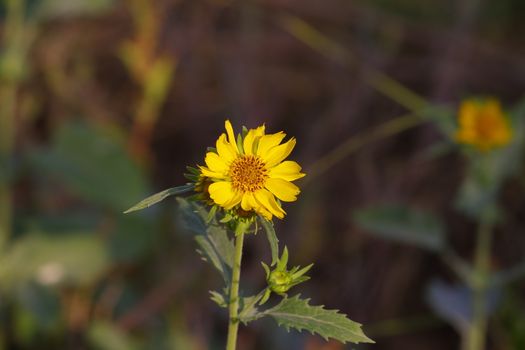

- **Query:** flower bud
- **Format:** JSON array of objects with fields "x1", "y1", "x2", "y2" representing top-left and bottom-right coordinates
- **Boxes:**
[
  {"x1": 260, "y1": 247, "x2": 313, "y2": 304},
  {"x1": 268, "y1": 270, "x2": 294, "y2": 294}
]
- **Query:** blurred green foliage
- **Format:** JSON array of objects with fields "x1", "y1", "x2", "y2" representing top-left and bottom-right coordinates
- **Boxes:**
[
  {"x1": 32, "y1": 122, "x2": 149, "y2": 211},
  {"x1": 0, "y1": 0, "x2": 524, "y2": 348},
  {"x1": 354, "y1": 205, "x2": 445, "y2": 252}
]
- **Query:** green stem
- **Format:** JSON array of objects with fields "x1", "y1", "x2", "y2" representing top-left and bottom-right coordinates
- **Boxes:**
[
  {"x1": 463, "y1": 217, "x2": 493, "y2": 350},
  {"x1": 226, "y1": 231, "x2": 245, "y2": 350}
]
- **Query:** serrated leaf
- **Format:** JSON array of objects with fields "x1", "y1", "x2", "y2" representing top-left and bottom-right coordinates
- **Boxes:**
[
  {"x1": 210, "y1": 289, "x2": 264, "y2": 317},
  {"x1": 238, "y1": 292, "x2": 266, "y2": 323},
  {"x1": 124, "y1": 185, "x2": 194, "y2": 213},
  {"x1": 259, "y1": 295, "x2": 373, "y2": 344},
  {"x1": 177, "y1": 198, "x2": 234, "y2": 284},
  {"x1": 354, "y1": 204, "x2": 445, "y2": 251},
  {"x1": 259, "y1": 216, "x2": 279, "y2": 266}
]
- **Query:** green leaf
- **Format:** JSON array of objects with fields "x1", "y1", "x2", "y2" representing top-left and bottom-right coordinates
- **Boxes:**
[
  {"x1": 259, "y1": 295, "x2": 373, "y2": 344},
  {"x1": 238, "y1": 292, "x2": 266, "y2": 322},
  {"x1": 353, "y1": 204, "x2": 445, "y2": 252},
  {"x1": 0, "y1": 233, "x2": 109, "y2": 291},
  {"x1": 259, "y1": 216, "x2": 279, "y2": 266},
  {"x1": 425, "y1": 279, "x2": 502, "y2": 333},
  {"x1": 209, "y1": 290, "x2": 227, "y2": 308},
  {"x1": 177, "y1": 198, "x2": 234, "y2": 284},
  {"x1": 31, "y1": 122, "x2": 149, "y2": 212},
  {"x1": 212, "y1": 289, "x2": 265, "y2": 320},
  {"x1": 109, "y1": 215, "x2": 155, "y2": 263},
  {"x1": 124, "y1": 185, "x2": 194, "y2": 213}
]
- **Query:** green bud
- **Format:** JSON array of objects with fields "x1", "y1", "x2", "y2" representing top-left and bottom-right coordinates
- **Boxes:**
[
  {"x1": 268, "y1": 270, "x2": 293, "y2": 294},
  {"x1": 261, "y1": 247, "x2": 313, "y2": 300}
]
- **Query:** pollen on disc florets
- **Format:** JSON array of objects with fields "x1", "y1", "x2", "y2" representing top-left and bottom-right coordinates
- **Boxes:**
[{"x1": 229, "y1": 155, "x2": 268, "y2": 192}]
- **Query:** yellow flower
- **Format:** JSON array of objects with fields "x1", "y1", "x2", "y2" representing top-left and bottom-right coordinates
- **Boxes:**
[
  {"x1": 455, "y1": 99, "x2": 512, "y2": 152},
  {"x1": 199, "y1": 120, "x2": 305, "y2": 220}
]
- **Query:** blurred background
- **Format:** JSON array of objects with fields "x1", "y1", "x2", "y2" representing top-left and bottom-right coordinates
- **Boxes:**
[{"x1": 1, "y1": 0, "x2": 525, "y2": 349}]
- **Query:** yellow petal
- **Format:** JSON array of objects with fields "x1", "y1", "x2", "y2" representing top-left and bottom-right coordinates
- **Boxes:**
[
  {"x1": 257, "y1": 205, "x2": 273, "y2": 220},
  {"x1": 254, "y1": 124, "x2": 266, "y2": 136},
  {"x1": 484, "y1": 99, "x2": 502, "y2": 116},
  {"x1": 458, "y1": 101, "x2": 478, "y2": 128},
  {"x1": 268, "y1": 161, "x2": 305, "y2": 181},
  {"x1": 243, "y1": 125, "x2": 267, "y2": 155},
  {"x1": 205, "y1": 152, "x2": 228, "y2": 173},
  {"x1": 455, "y1": 129, "x2": 476, "y2": 144},
  {"x1": 241, "y1": 192, "x2": 257, "y2": 211},
  {"x1": 199, "y1": 166, "x2": 226, "y2": 179},
  {"x1": 256, "y1": 132, "x2": 286, "y2": 157},
  {"x1": 216, "y1": 134, "x2": 237, "y2": 163},
  {"x1": 209, "y1": 181, "x2": 236, "y2": 206},
  {"x1": 241, "y1": 192, "x2": 272, "y2": 219},
  {"x1": 262, "y1": 138, "x2": 296, "y2": 168},
  {"x1": 224, "y1": 191, "x2": 242, "y2": 209},
  {"x1": 254, "y1": 189, "x2": 285, "y2": 219},
  {"x1": 265, "y1": 178, "x2": 300, "y2": 202},
  {"x1": 225, "y1": 120, "x2": 239, "y2": 153},
  {"x1": 243, "y1": 129, "x2": 257, "y2": 155}
]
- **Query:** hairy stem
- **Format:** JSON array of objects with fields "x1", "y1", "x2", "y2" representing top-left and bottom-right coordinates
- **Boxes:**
[
  {"x1": 463, "y1": 217, "x2": 493, "y2": 350},
  {"x1": 226, "y1": 231, "x2": 245, "y2": 350}
]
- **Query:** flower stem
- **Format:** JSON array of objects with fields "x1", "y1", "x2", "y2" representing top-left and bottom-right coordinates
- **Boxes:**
[
  {"x1": 463, "y1": 217, "x2": 493, "y2": 350},
  {"x1": 226, "y1": 230, "x2": 245, "y2": 350}
]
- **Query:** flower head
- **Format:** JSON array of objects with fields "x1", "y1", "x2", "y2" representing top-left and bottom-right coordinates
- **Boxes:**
[
  {"x1": 455, "y1": 99, "x2": 512, "y2": 152},
  {"x1": 199, "y1": 120, "x2": 305, "y2": 220}
]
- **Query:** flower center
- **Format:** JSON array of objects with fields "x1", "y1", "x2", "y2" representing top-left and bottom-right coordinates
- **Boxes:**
[
  {"x1": 476, "y1": 115, "x2": 501, "y2": 139},
  {"x1": 229, "y1": 155, "x2": 267, "y2": 192}
]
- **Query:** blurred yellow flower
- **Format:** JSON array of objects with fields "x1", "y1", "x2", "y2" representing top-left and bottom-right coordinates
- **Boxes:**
[
  {"x1": 200, "y1": 120, "x2": 305, "y2": 220},
  {"x1": 455, "y1": 99, "x2": 512, "y2": 152}
]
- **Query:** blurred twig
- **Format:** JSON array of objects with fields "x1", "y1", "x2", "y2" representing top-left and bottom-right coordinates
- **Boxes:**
[
  {"x1": 279, "y1": 14, "x2": 436, "y2": 184},
  {"x1": 304, "y1": 113, "x2": 426, "y2": 184},
  {"x1": 279, "y1": 14, "x2": 428, "y2": 113}
]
